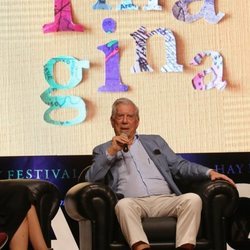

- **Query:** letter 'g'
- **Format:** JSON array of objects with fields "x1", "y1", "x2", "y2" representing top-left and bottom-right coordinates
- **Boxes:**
[{"x1": 41, "y1": 56, "x2": 89, "y2": 126}]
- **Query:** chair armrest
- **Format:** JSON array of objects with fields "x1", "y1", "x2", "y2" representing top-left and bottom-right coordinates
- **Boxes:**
[
  {"x1": 0, "y1": 179, "x2": 61, "y2": 246},
  {"x1": 190, "y1": 179, "x2": 239, "y2": 217},
  {"x1": 189, "y1": 179, "x2": 239, "y2": 250},
  {"x1": 0, "y1": 179, "x2": 61, "y2": 219},
  {"x1": 65, "y1": 182, "x2": 118, "y2": 250},
  {"x1": 65, "y1": 182, "x2": 118, "y2": 221}
]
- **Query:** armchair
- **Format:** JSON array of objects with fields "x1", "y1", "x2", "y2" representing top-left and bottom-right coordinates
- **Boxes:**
[
  {"x1": 65, "y1": 166, "x2": 239, "y2": 250},
  {"x1": 226, "y1": 197, "x2": 250, "y2": 250},
  {"x1": 0, "y1": 179, "x2": 61, "y2": 248}
]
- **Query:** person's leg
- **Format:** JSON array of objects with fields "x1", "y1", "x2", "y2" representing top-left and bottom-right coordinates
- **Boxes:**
[
  {"x1": 174, "y1": 193, "x2": 201, "y2": 249},
  {"x1": 150, "y1": 193, "x2": 201, "y2": 249},
  {"x1": 27, "y1": 205, "x2": 48, "y2": 250},
  {"x1": 115, "y1": 197, "x2": 150, "y2": 249},
  {"x1": 9, "y1": 217, "x2": 29, "y2": 250},
  {"x1": 9, "y1": 205, "x2": 49, "y2": 250},
  {"x1": 115, "y1": 194, "x2": 201, "y2": 250}
]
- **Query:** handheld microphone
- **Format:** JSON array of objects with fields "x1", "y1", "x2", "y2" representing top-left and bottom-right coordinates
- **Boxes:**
[{"x1": 121, "y1": 132, "x2": 129, "y2": 152}]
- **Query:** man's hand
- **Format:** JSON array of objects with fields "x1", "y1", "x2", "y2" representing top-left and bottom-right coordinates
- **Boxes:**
[
  {"x1": 107, "y1": 134, "x2": 130, "y2": 156},
  {"x1": 209, "y1": 170, "x2": 236, "y2": 187}
]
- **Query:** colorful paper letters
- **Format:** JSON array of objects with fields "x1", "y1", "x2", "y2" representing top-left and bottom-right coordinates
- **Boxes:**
[{"x1": 41, "y1": 56, "x2": 89, "y2": 126}]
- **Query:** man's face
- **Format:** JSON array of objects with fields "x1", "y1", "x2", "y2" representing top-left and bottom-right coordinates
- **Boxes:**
[{"x1": 111, "y1": 103, "x2": 139, "y2": 139}]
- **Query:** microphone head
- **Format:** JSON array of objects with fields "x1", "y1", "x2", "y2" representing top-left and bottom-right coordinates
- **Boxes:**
[{"x1": 120, "y1": 131, "x2": 129, "y2": 137}]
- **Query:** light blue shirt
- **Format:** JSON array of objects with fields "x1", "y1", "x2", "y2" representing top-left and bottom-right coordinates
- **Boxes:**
[{"x1": 107, "y1": 136, "x2": 173, "y2": 198}]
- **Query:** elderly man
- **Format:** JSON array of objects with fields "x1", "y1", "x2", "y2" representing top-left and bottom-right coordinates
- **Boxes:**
[{"x1": 86, "y1": 97, "x2": 235, "y2": 250}]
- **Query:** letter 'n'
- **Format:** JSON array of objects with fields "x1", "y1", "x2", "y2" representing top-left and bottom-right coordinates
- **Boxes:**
[{"x1": 130, "y1": 26, "x2": 183, "y2": 73}]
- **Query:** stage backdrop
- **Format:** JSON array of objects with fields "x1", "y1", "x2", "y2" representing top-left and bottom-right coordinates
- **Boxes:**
[{"x1": 0, "y1": 1, "x2": 250, "y2": 156}]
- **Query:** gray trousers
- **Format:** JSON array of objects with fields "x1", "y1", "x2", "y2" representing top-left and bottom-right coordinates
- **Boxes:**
[{"x1": 115, "y1": 193, "x2": 202, "y2": 248}]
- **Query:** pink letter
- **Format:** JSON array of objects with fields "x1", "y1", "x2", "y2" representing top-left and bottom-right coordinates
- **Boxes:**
[{"x1": 43, "y1": 0, "x2": 84, "y2": 33}]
